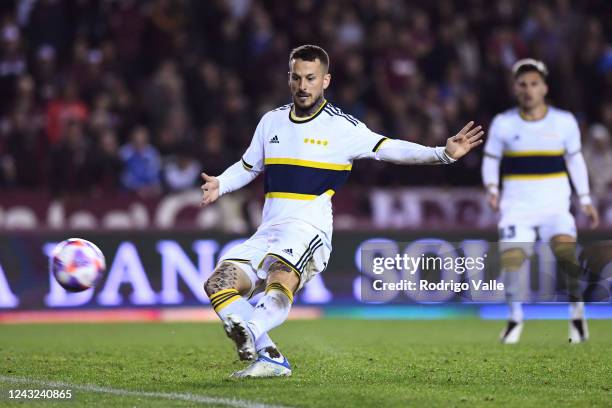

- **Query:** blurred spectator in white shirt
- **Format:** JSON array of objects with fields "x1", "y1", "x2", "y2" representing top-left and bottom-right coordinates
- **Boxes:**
[{"x1": 162, "y1": 143, "x2": 202, "y2": 192}]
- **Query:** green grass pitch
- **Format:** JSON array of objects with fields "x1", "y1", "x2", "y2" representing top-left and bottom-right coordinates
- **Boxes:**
[{"x1": 0, "y1": 319, "x2": 610, "y2": 407}]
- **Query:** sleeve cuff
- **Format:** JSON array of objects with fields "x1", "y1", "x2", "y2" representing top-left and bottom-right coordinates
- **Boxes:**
[
  {"x1": 216, "y1": 175, "x2": 227, "y2": 196},
  {"x1": 436, "y1": 147, "x2": 457, "y2": 164},
  {"x1": 485, "y1": 184, "x2": 499, "y2": 195},
  {"x1": 579, "y1": 194, "x2": 592, "y2": 206}
]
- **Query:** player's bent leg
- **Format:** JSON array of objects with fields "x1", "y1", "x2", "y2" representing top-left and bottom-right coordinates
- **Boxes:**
[
  {"x1": 225, "y1": 259, "x2": 299, "y2": 368},
  {"x1": 500, "y1": 248, "x2": 528, "y2": 344},
  {"x1": 550, "y1": 235, "x2": 589, "y2": 343},
  {"x1": 222, "y1": 259, "x2": 299, "y2": 364},
  {"x1": 204, "y1": 262, "x2": 278, "y2": 360},
  {"x1": 247, "y1": 259, "x2": 299, "y2": 339},
  {"x1": 231, "y1": 260, "x2": 297, "y2": 377}
]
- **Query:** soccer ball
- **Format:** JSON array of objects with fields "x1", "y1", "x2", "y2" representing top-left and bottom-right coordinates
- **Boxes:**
[{"x1": 51, "y1": 238, "x2": 106, "y2": 292}]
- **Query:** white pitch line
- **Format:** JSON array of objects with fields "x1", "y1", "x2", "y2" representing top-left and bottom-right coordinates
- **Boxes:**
[{"x1": 0, "y1": 375, "x2": 293, "y2": 408}]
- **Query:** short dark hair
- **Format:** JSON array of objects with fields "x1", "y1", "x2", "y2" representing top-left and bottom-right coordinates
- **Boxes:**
[{"x1": 289, "y1": 45, "x2": 329, "y2": 71}]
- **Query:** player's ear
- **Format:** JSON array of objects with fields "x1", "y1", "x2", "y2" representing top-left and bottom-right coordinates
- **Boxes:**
[
  {"x1": 323, "y1": 73, "x2": 331, "y2": 90},
  {"x1": 543, "y1": 82, "x2": 548, "y2": 97}
]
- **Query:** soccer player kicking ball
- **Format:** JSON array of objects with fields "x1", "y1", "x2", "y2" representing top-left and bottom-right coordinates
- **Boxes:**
[
  {"x1": 201, "y1": 45, "x2": 483, "y2": 378},
  {"x1": 482, "y1": 58, "x2": 600, "y2": 344}
]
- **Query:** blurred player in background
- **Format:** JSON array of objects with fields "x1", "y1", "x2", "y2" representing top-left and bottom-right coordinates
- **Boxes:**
[
  {"x1": 201, "y1": 45, "x2": 484, "y2": 377},
  {"x1": 482, "y1": 59, "x2": 600, "y2": 344}
]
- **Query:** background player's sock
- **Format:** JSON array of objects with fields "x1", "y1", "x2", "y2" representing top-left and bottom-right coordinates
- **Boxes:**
[
  {"x1": 504, "y1": 261, "x2": 527, "y2": 322},
  {"x1": 509, "y1": 301, "x2": 524, "y2": 322},
  {"x1": 570, "y1": 301, "x2": 585, "y2": 320},
  {"x1": 208, "y1": 289, "x2": 275, "y2": 351},
  {"x1": 247, "y1": 283, "x2": 293, "y2": 341}
]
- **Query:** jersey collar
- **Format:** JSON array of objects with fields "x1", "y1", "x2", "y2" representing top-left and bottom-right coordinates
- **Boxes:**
[
  {"x1": 519, "y1": 105, "x2": 549, "y2": 122},
  {"x1": 289, "y1": 99, "x2": 328, "y2": 124}
]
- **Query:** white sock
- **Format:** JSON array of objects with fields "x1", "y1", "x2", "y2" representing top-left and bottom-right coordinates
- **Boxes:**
[
  {"x1": 509, "y1": 301, "x2": 524, "y2": 322},
  {"x1": 247, "y1": 283, "x2": 293, "y2": 342},
  {"x1": 570, "y1": 301, "x2": 585, "y2": 320},
  {"x1": 208, "y1": 289, "x2": 275, "y2": 351},
  {"x1": 504, "y1": 261, "x2": 528, "y2": 322}
]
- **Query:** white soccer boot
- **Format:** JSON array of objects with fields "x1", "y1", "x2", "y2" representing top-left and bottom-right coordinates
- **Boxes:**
[
  {"x1": 223, "y1": 314, "x2": 257, "y2": 361},
  {"x1": 569, "y1": 318, "x2": 589, "y2": 343},
  {"x1": 500, "y1": 320, "x2": 524, "y2": 344},
  {"x1": 231, "y1": 347, "x2": 292, "y2": 378}
]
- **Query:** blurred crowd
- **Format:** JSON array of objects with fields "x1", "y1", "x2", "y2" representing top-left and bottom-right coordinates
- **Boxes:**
[{"x1": 0, "y1": 0, "x2": 611, "y2": 199}]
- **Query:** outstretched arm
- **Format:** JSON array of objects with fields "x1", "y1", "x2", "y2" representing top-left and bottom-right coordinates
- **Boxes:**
[
  {"x1": 375, "y1": 121, "x2": 484, "y2": 164},
  {"x1": 375, "y1": 139, "x2": 453, "y2": 164},
  {"x1": 200, "y1": 161, "x2": 261, "y2": 206}
]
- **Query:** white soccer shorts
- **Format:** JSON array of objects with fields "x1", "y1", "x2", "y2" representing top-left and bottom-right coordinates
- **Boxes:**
[
  {"x1": 498, "y1": 210, "x2": 577, "y2": 255},
  {"x1": 218, "y1": 220, "x2": 331, "y2": 294}
]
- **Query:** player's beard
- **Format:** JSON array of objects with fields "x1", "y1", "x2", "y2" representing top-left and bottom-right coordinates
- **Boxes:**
[{"x1": 293, "y1": 93, "x2": 325, "y2": 117}]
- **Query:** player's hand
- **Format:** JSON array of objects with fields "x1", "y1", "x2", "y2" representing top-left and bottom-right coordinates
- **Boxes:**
[
  {"x1": 487, "y1": 191, "x2": 499, "y2": 212},
  {"x1": 581, "y1": 204, "x2": 600, "y2": 229},
  {"x1": 200, "y1": 173, "x2": 220, "y2": 207},
  {"x1": 444, "y1": 121, "x2": 484, "y2": 160}
]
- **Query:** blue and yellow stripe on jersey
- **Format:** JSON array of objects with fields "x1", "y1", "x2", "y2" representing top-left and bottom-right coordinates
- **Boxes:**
[
  {"x1": 501, "y1": 150, "x2": 567, "y2": 180},
  {"x1": 264, "y1": 157, "x2": 351, "y2": 200}
]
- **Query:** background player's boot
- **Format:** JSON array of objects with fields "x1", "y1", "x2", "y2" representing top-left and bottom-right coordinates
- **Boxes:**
[
  {"x1": 500, "y1": 320, "x2": 523, "y2": 344},
  {"x1": 231, "y1": 347, "x2": 292, "y2": 378},
  {"x1": 569, "y1": 318, "x2": 589, "y2": 343},
  {"x1": 223, "y1": 314, "x2": 256, "y2": 361}
]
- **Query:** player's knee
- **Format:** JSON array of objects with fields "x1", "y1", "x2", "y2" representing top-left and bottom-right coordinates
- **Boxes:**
[
  {"x1": 203, "y1": 276, "x2": 218, "y2": 297},
  {"x1": 203, "y1": 262, "x2": 237, "y2": 297},
  {"x1": 551, "y1": 241, "x2": 576, "y2": 263},
  {"x1": 267, "y1": 260, "x2": 299, "y2": 293},
  {"x1": 501, "y1": 249, "x2": 527, "y2": 271}
]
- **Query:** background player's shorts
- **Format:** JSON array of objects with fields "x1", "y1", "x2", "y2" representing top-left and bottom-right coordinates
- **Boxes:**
[
  {"x1": 218, "y1": 220, "x2": 331, "y2": 294},
  {"x1": 498, "y1": 210, "x2": 577, "y2": 255}
]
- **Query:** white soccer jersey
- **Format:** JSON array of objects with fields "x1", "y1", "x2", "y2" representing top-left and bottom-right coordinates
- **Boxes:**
[
  {"x1": 240, "y1": 100, "x2": 389, "y2": 239},
  {"x1": 484, "y1": 106, "x2": 581, "y2": 214}
]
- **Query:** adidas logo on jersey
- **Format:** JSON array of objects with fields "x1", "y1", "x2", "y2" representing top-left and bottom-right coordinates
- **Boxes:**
[
  {"x1": 282, "y1": 248, "x2": 293, "y2": 255},
  {"x1": 270, "y1": 135, "x2": 279, "y2": 143}
]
